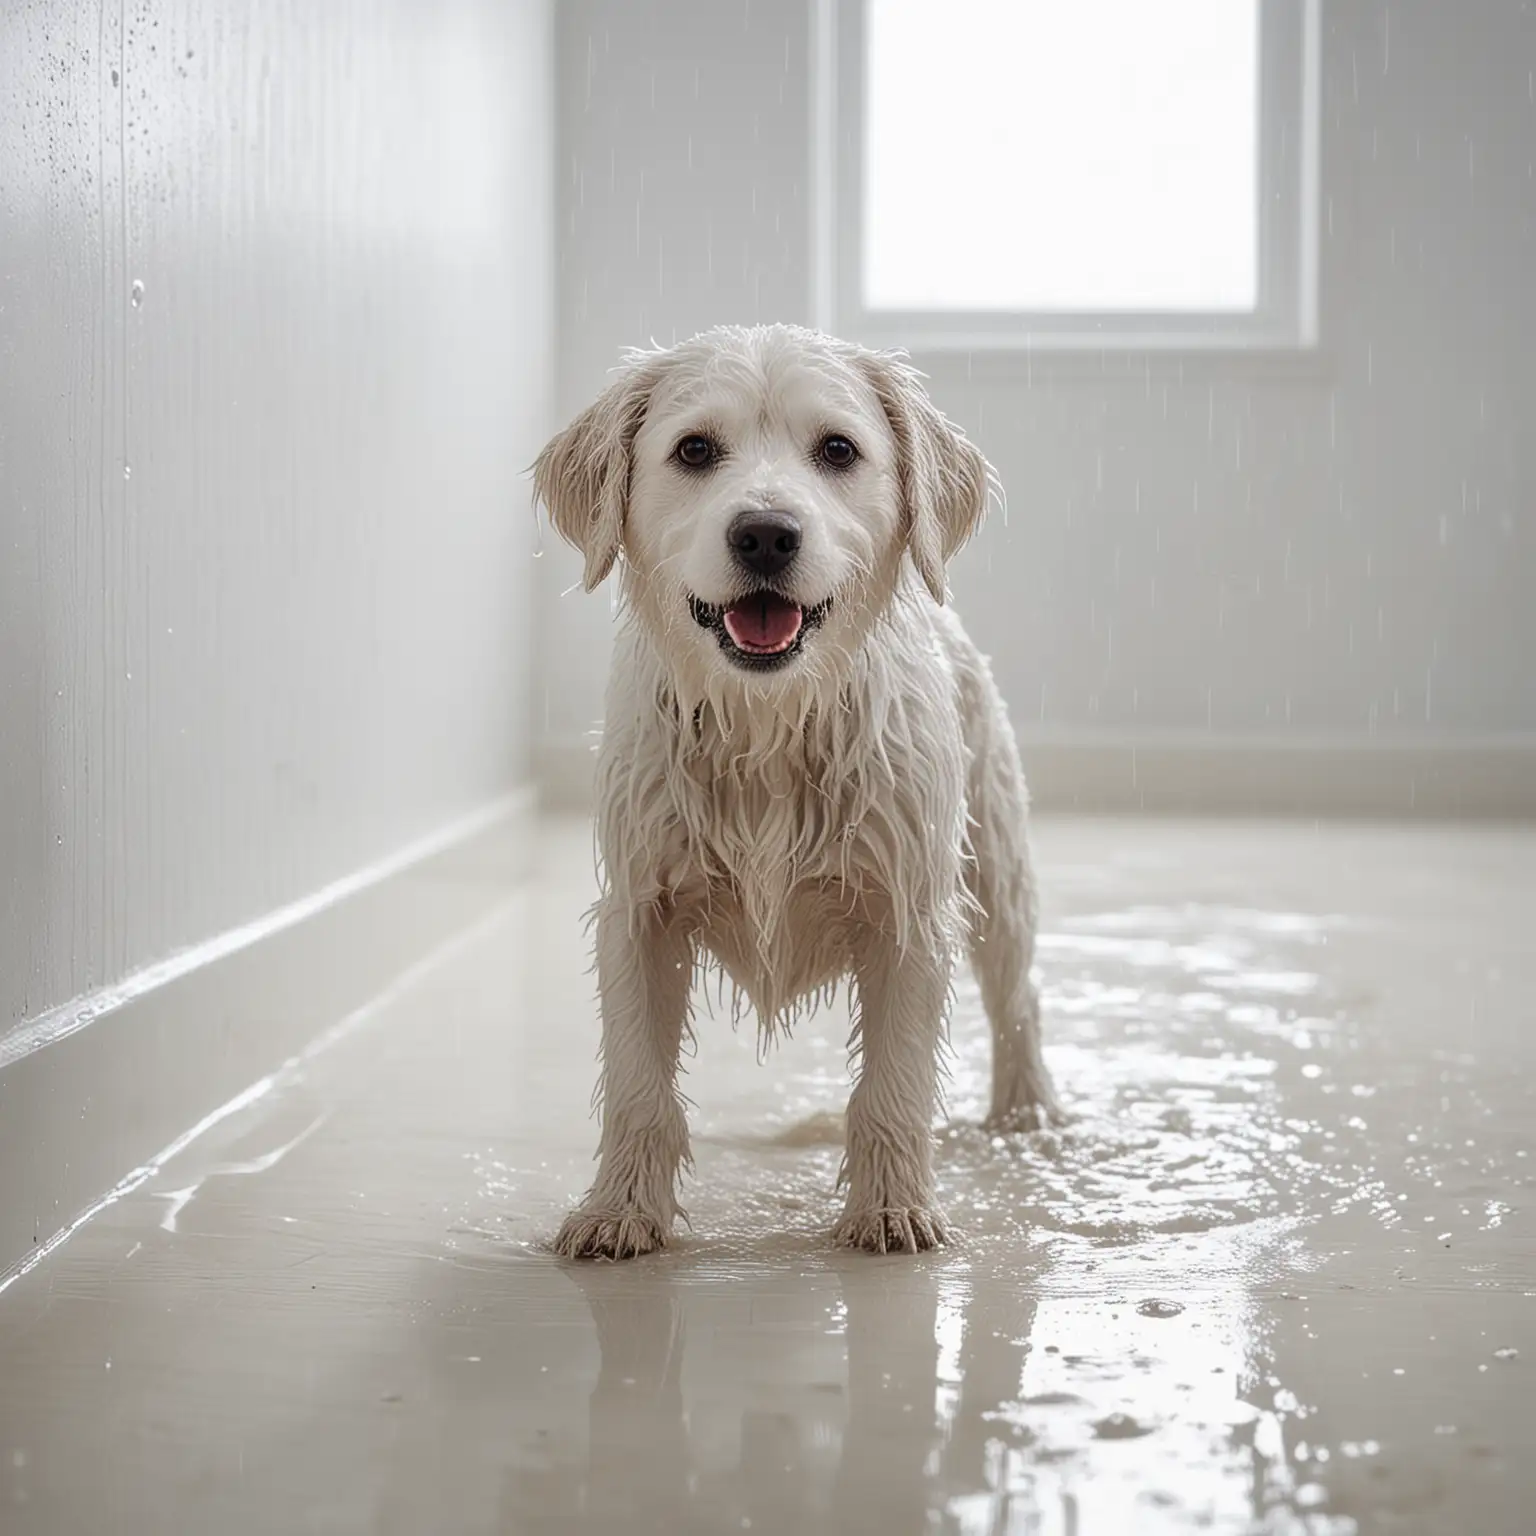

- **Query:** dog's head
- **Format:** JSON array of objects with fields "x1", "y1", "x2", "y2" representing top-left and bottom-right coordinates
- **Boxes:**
[{"x1": 534, "y1": 325, "x2": 991, "y2": 683}]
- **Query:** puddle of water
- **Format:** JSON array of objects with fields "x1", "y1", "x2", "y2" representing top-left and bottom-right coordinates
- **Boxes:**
[
  {"x1": 471, "y1": 902, "x2": 1388, "y2": 1533},
  {"x1": 155, "y1": 1113, "x2": 329, "y2": 1233}
]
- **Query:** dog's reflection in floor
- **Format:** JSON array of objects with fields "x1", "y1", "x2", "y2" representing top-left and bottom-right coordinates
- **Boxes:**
[{"x1": 541, "y1": 1256, "x2": 1038, "y2": 1536}]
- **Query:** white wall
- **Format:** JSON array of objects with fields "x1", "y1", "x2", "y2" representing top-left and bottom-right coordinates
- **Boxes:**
[
  {"x1": 537, "y1": 0, "x2": 1533, "y2": 767},
  {"x1": 0, "y1": 0, "x2": 551, "y2": 1030}
]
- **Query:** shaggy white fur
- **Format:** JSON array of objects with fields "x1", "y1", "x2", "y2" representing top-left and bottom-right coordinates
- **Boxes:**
[{"x1": 535, "y1": 324, "x2": 1058, "y2": 1260}]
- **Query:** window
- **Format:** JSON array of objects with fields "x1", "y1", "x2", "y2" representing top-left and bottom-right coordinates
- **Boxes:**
[{"x1": 813, "y1": 0, "x2": 1318, "y2": 354}]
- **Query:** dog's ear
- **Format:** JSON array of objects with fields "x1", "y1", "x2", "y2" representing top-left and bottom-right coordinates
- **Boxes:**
[
  {"x1": 533, "y1": 357, "x2": 659, "y2": 592},
  {"x1": 858, "y1": 352, "x2": 990, "y2": 605}
]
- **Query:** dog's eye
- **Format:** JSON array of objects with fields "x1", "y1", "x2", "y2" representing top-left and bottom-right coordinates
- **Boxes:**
[
  {"x1": 817, "y1": 434, "x2": 858, "y2": 469},
  {"x1": 674, "y1": 434, "x2": 717, "y2": 469}
]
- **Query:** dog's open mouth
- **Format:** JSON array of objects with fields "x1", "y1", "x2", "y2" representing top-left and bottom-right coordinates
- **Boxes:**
[{"x1": 689, "y1": 592, "x2": 831, "y2": 670}]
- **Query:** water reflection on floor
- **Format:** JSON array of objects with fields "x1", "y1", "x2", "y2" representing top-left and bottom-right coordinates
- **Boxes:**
[
  {"x1": 484, "y1": 898, "x2": 1362, "y2": 1533},
  {"x1": 0, "y1": 818, "x2": 1531, "y2": 1534}
]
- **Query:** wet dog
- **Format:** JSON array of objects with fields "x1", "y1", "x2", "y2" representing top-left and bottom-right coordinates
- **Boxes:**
[{"x1": 535, "y1": 324, "x2": 1058, "y2": 1258}]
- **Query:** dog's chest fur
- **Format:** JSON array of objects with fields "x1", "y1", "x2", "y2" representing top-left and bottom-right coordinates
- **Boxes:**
[
  {"x1": 662, "y1": 712, "x2": 964, "y2": 1029},
  {"x1": 598, "y1": 612, "x2": 976, "y2": 1032},
  {"x1": 661, "y1": 728, "x2": 863, "y2": 1024}
]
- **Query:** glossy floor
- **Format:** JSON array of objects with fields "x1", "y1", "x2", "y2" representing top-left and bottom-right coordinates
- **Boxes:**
[{"x1": 1, "y1": 817, "x2": 1532, "y2": 1534}]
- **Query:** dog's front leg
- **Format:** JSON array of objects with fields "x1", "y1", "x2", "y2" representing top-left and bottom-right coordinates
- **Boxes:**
[
  {"x1": 834, "y1": 937, "x2": 952, "y2": 1254},
  {"x1": 554, "y1": 900, "x2": 693, "y2": 1261}
]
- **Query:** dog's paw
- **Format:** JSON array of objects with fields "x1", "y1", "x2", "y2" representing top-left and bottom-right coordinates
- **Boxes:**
[
  {"x1": 832, "y1": 1204, "x2": 950, "y2": 1255},
  {"x1": 553, "y1": 1206, "x2": 669, "y2": 1261}
]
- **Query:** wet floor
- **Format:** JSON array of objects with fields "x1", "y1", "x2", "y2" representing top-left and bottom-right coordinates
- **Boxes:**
[{"x1": 1, "y1": 816, "x2": 1532, "y2": 1534}]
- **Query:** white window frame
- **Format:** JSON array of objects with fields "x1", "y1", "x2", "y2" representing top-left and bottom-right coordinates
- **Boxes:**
[{"x1": 811, "y1": 0, "x2": 1320, "y2": 358}]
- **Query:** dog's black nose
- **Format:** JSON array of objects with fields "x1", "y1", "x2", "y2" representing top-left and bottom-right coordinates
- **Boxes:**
[{"x1": 727, "y1": 510, "x2": 801, "y2": 578}]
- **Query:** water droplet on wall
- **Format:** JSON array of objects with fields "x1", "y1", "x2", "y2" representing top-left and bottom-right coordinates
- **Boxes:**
[{"x1": 130, "y1": 279, "x2": 145, "y2": 308}]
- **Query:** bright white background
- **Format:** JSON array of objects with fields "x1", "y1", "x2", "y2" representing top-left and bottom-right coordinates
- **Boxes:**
[{"x1": 866, "y1": 0, "x2": 1258, "y2": 311}]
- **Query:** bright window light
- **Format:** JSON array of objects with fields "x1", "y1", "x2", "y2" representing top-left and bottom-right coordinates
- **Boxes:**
[{"x1": 865, "y1": 0, "x2": 1259, "y2": 313}]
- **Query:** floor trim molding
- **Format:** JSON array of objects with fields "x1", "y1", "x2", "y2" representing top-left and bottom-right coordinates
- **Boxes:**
[
  {"x1": 0, "y1": 790, "x2": 532, "y2": 1282},
  {"x1": 536, "y1": 735, "x2": 1536, "y2": 819}
]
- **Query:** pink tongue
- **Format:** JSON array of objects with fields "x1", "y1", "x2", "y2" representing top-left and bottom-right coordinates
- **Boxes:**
[{"x1": 723, "y1": 593, "x2": 803, "y2": 653}]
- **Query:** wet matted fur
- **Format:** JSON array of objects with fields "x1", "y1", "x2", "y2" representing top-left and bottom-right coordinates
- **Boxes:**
[{"x1": 535, "y1": 324, "x2": 1058, "y2": 1259}]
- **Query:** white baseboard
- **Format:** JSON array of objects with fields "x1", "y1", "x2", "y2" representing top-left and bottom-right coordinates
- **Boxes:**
[
  {"x1": 0, "y1": 790, "x2": 532, "y2": 1287},
  {"x1": 536, "y1": 734, "x2": 1536, "y2": 819}
]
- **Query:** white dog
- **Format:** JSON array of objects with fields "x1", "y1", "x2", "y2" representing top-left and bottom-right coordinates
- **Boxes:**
[{"x1": 535, "y1": 324, "x2": 1058, "y2": 1260}]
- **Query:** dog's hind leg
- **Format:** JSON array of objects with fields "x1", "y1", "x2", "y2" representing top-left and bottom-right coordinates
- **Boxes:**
[
  {"x1": 554, "y1": 900, "x2": 694, "y2": 1260},
  {"x1": 964, "y1": 696, "x2": 1062, "y2": 1131}
]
